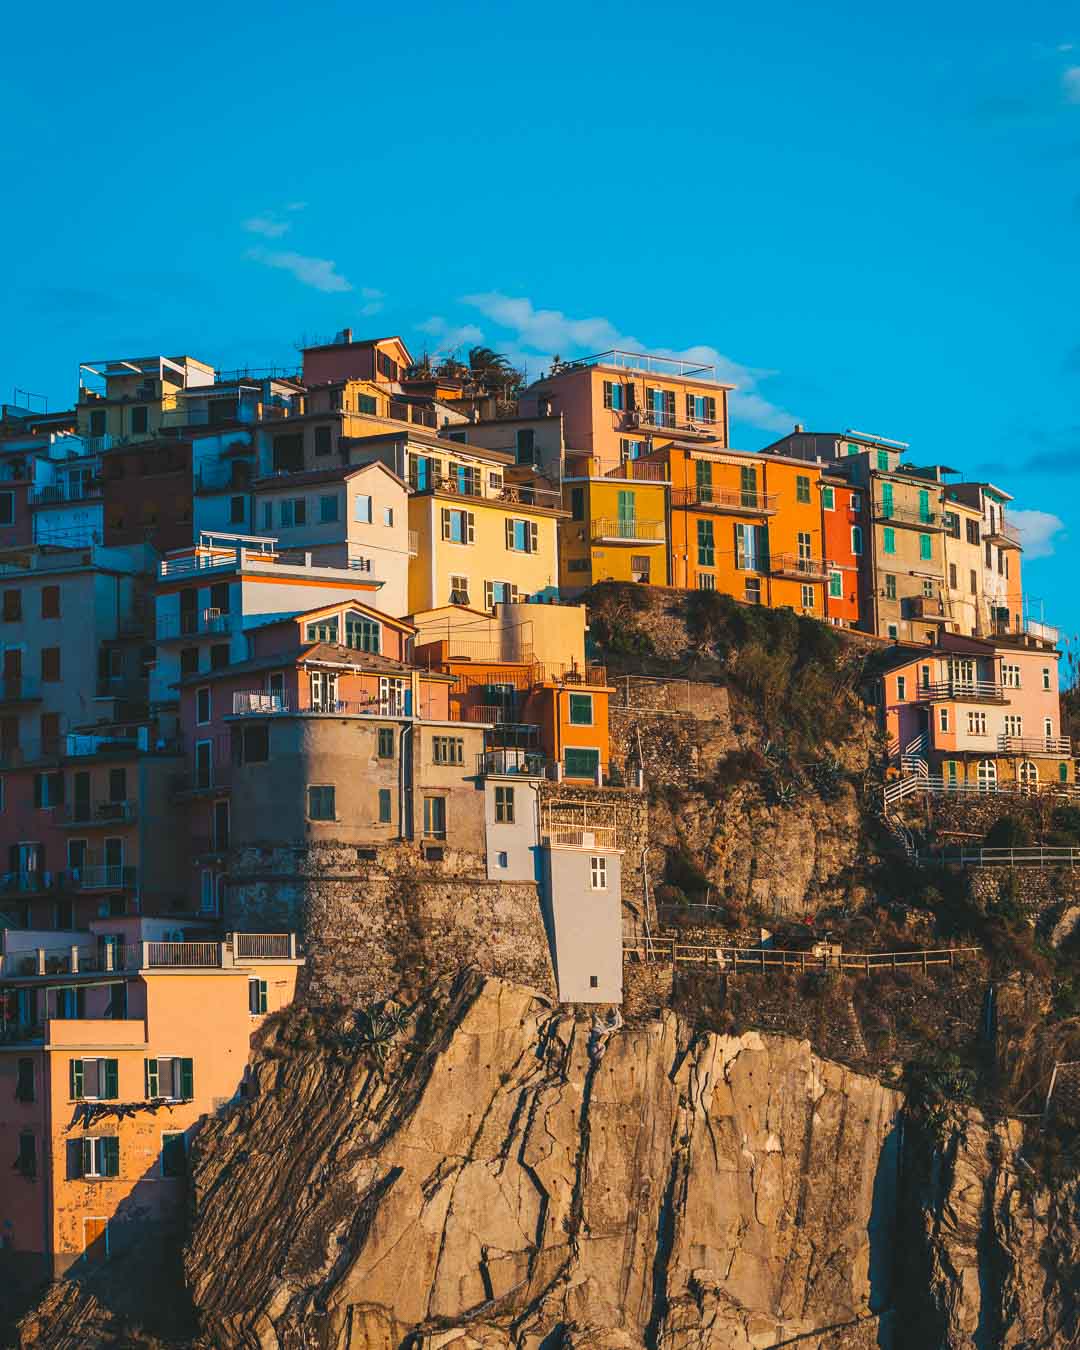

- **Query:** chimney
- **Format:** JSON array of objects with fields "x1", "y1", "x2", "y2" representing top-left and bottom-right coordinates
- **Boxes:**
[
  {"x1": 343, "y1": 328, "x2": 353, "y2": 344},
  {"x1": 794, "y1": 423, "x2": 804, "y2": 433}
]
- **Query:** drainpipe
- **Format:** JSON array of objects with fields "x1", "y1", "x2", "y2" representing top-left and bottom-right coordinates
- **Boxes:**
[{"x1": 399, "y1": 723, "x2": 413, "y2": 840}]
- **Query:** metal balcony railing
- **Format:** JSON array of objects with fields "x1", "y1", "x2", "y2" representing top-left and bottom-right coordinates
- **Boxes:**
[
  {"x1": 477, "y1": 750, "x2": 549, "y2": 777},
  {"x1": 998, "y1": 734, "x2": 1072, "y2": 756},
  {"x1": 29, "y1": 482, "x2": 103, "y2": 506},
  {"x1": 0, "y1": 871, "x2": 57, "y2": 895},
  {"x1": 873, "y1": 501, "x2": 941, "y2": 528},
  {"x1": 671, "y1": 485, "x2": 778, "y2": 514},
  {"x1": 59, "y1": 801, "x2": 137, "y2": 827},
  {"x1": 986, "y1": 520, "x2": 1022, "y2": 547},
  {"x1": 770, "y1": 553, "x2": 829, "y2": 581},
  {"x1": 64, "y1": 865, "x2": 139, "y2": 890},
  {"x1": 233, "y1": 932, "x2": 296, "y2": 959},
  {"x1": 916, "y1": 680, "x2": 1005, "y2": 703},
  {"x1": 155, "y1": 608, "x2": 232, "y2": 640},
  {"x1": 591, "y1": 517, "x2": 664, "y2": 542}
]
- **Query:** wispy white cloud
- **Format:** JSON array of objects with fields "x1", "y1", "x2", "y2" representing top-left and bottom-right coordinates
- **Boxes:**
[
  {"x1": 246, "y1": 247, "x2": 352, "y2": 293},
  {"x1": 359, "y1": 287, "x2": 384, "y2": 317},
  {"x1": 243, "y1": 215, "x2": 291, "y2": 239},
  {"x1": 1011, "y1": 508, "x2": 1066, "y2": 559},
  {"x1": 459, "y1": 292, "x2": 798, "y2": 434},
  {"x1": 418, "y1": 315, "x2": 485, "y2": 350},
  {"x1": 1064, "y1": 65, "x2": 1080, "y2": 102}
]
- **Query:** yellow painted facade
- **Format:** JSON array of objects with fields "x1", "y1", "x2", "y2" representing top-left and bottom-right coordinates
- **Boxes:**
[{"x1": 559, "y1": 464, "x2": 669, "y2": 591}]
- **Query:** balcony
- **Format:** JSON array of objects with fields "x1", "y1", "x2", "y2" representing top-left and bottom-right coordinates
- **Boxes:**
[
  {"x1": 591, "y1": 517, "x2": 665, "y2": 544},
  {"x1": 604, "y1": 459, "x2": 669, "y2": 483},
  {"x1": 29, "y1": 482, "x2": 103, "y2": 507},
  {"x1": 172, "y1": 765, "x2": 232, "y2": 797},
  {"x1": 991, "y1": 616, "x2": 1059, "y2": 646},
  {"x1": 230, "y1": 692, "x2": 413, "y2": 719},
  {"x1": 155, "y1": 608, "x2": 232, "y2": 641},
  {"x1": 95, "y1": 676, "x2": 147, "y2": 703},
  {"x1": 998, "y1": 735, "x2": 1072, "y2": 756},
  {"x1": 408, "y1": 529, "x2": 419, "y2": 557},
  {"x1": 58, "y1": 801, "x2": 137, "y2": 828},
  {"x1": 412, "y1": 472, "x2": 563, "y2": 511},
  {"x1": 987, "y1": 520, "x2": 1022, "y2": 548},
  {"x1": 63, "y1": 865, "x2": 139, "y2": 891},
  {"x1": 0, "y1": 738, "x2": 63, "y2": 769},
  {"x1": 478, "y1": 749, "x2": 549, "y2": 777},
  {"x1": 0, "y1": 933, "x2": 299, "y2": 980},
  {"x1": 671, "y1": 485, "x2": 778, "y2": 516},
  {"x1": 902, "y1": 595, "x2": 948, "y2": 621},
  {"x1": 0, "y1": 871, "x2": 58, "y2": 896},
  {"x1": 0, "y1": 678, "x2": 41, "y2": 705},
  {"x1": 873, "y1": 501, "x2": 943, "y2": 530},
  {"x1": 770, "y1": 553, "x2": 829, "y2": 581},
  {"x1": 916, "y1": 680, "x2": 1006, "y2": 704}
]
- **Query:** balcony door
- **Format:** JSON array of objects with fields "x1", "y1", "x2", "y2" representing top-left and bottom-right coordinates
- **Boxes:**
[{"x1": 947, "y1": 658, "x2": 976, "y2": 693}]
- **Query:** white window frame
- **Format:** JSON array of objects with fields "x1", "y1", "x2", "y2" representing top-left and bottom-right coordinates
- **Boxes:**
[
  {"x1": 354, "y1": 494, "x2": 373, "y2": 523},
  {"x1": 590, "y1": 856, "x2": 608, "y2": 891},
  {"x1": 938, "y1": 707, "x2": 949, "y2": 732}
]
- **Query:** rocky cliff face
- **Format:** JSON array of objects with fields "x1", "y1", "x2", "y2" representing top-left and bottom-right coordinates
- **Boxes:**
[{"x1": 185, "y1": 975, "x2": 903, "y2": 1348}]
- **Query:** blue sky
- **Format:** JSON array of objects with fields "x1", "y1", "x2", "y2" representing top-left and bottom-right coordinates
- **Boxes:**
[{"x1": 1, "y1": 0, "x2": 1077, "y2": 632}]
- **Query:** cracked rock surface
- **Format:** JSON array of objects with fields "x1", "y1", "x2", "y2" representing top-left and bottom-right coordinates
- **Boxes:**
[{"x1": 185, "y1": 975, "x2": 902, "y2": 1348}]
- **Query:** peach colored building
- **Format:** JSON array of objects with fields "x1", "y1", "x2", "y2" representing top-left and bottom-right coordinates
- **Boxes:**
[
  {"x1": 876, "y1": 630, "x2": 1070, "y2": 792},
  {"x1": 519, "y1": 350, "x2": 733, "y2": 474},
  {"x1": 0, "y1": 919, "x2": 301, "y2": 1293}
]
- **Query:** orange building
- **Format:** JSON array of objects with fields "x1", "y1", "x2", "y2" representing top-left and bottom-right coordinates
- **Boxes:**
[
  {"x1": 0, "y1": 921, "x2": 301, "y2": 1292},
  {"x1": 820, "y1": 472, "x2": 862, "y2": 628},
  {"x1": 646, "y1": 444, "x2": 831, "y2": 617}
]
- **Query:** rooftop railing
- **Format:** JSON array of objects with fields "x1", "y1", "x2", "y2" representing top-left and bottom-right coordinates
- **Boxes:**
[
  {"x1": 915, "y1": 679, "x2": 1005, "y2": 703},
  {"x1": 0, "y1": 933, "x2": 300, "y2": 981},
  {"x1": 998, "y1": 734, "x2": 1072, "y2": 756},
  {"x1": 552, "y1": 349, "x2": 718, "y2": 380}
]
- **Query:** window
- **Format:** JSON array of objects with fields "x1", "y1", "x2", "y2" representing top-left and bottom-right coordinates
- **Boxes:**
[
  {"x1": 145, "y1": 1058, "x2": 194, "y2": 1101},
  {"x1": 210, "y1": 643, "x2": 229, "y2": 671},
  {"x1": 484, "y1": 580, "x2": 518, "y2": 611},
  {"x1": 687, "y1": 393, "x2": 717, "y2": 422},
  {"x1": 224, "y1": 494, "x2": 245, "y2": 527},
  {"x1": 949, "y1": 563, "x2": 958, "y2": 589},
  {"x1": 918, "y1": 533, "x2": 932, "y2": 561},
  {"x1": 801, "y1": 584, "x2": 815, "y2": 610},
  {"x1": 279, "y1": 498, "x2": 306, "y2": 527},
  {"x1": 378, "y1": 788, "x2": 392, "y2": 823},
  {"x1": 41, "y1": 648, "x2": 60, "y2": 682},
  {"x1": 161, "y1": 1132, "x2": 187, "y2": 1179},
  {"x1": 851, "y1": 526, "x2": 863, "y2": 556},
  {"x1": 985, "y1": 540, "x2": 992, "y2": 568},
  {"x1": 1002, "y1": 664, "x2": 1021, "y2": 689},
  {"x1": 314, "y1": 425, "x2": 332, "y2": 456},
  {"x1": 423, "y1": 796, "x2": 447, "y2": 838},
  {"x1": 796, "y1": 475, "x2": 811, "y2": 504},
  {"x1": 79, "y1": 1136, "x2": 120, "y2": 1179},
  {"x1": 345, "y1": 613, "x2": 380, "y2": 653},
  {"x1": 602, "y1": 380, "x2": 625, "y2": 411},
  {"x1": 1045, "y1": 717, "x2": 1054, "y2": 738},
  {"x1": 884, "y1": 574, "x2": 897, "y2": 600},
  {"x1": 495, "y1": 785, "x2": 515, "y2": 823},
  {"x1": 922, "y1": 580, "x2": 934, "y2": 599},
  {"x1": 383, "y1": 506, "x2": 394, "y2": 527},
  {"x1": 3, "y1": 590, "x2": 21, "y2": 621},
  {"x1": 306, "y1": 616, "x2": 339, "y2": 643},
  {"x1": 630, "y1": 555, "x2": 650, "y2": 582},
  {"x1": 41, "y1": 586, "x2": 60, "y2": 619},
  {"x1": 697, "y1": 519, "x2": 715, "y2": 567},
  {"x1": 441, "y1": 509, "x2": 475, "y2": 544},
  {"x1": 967, "y1": 710, "x2": 988, "y2": 736},
  {"x1": 307, "y1": 785, "x2": 336, "y2": 820},
  {"x1": 570, "y1": 487, "x2": 585, "y2": 521},
  {"x1": 16, "y1": 1057, "x2": 34, "y2": 1102},
  {"x1": 829, "y1": 570, "x2": 842, "y2": 599},
  {"x1": 377, "y1": 727, "x2": 395, "y2": 758},
  {"x1": 449, "y1": 575, "x2": 470, "y2": 605},
  {"x1": 319, "y1": 494, "x2": 339, "y2": 523},
  {"x1": 938, "y1": 707, "x2": 949, "y2": 732},
  {"x1": 568, "y1": 693, "x2": 594, "y2": 726},
  {"x1": 505, "y1": 518, "x2": 538, "y2": 553},
  {"x1": 515, "y1": 429, "x2": 535, "y2": 464},
  {"x1": 354, "y1": 494, "x2": 373, "y2": 524},
  {"x1": 1061, "y1": 762, "x2": 1070, "y2": 784},
  {"x1": 977, "y1": 759, "x2": 997, "y2": 790},
  {"x1": 564, "y1": 747, "x2": 600, "y2": 778},
  {"x1": 876, "y1": 450, "x2": 889, "y2": 471},
  {"x1": 432, "y1": 736, "x2": 464, "y2": 765},
  {"x1": 944, "y1": 511, "x2": 960, "y2": 538},
  {"x1": 697, "y1": 573, "x2": 716, "y2": 590},
  {"x1": 590, "y1": 856, "x2": 608, "y2": 890},
  {"x1": 918, "y1": 488, "x2": 932, "y2": 524},
  {"x1": 34, "y1": 772, "x2": 64, "y2": 808},
  {"x1": 567, "y1": 558, "x2": 590, "y2": 573},
  {"x1": 131, "y1": 405, "x2": 149, "y2": 435},
  {"x1": 883, "y1": 527, "x2": 896, "y2": 555},
  {"x1": 887, "y1": 624, "x2": 899, "y2": 639},
  {"x1": 248, "y1": 978, "x2": 268, "y2": 1016},
  {"x1": 357, "y1": 393, "x2": 377, "y2": 414},
  {"x1": 70, "y1": 1059, "x2": 119, "y2": 1101},
  {"x1": 745, "y1": 577, "x2": 762, "y2": 604},
  {"x1": 1004, "y1": 715, "x2": 1023, "y2": 737},
  {"x1": 1043, "y1": 667, "x2": 1052, "y2": 691},
  {"x1": 896, "y1": 676, "x2": 907, "y2": 701},
  {"x1": 966, "y1": 519, "x2": 980, "y2": 545},
  {"x1": 0, "y1": 493, "x2": 13, "y2": 526},
  {"x1": 196, "y1": 687, "x2": 211, "y2": 724},
  {"x1": 969, "y1": 569, "x2": 977, "y2": 596},
  {"x1": 16, "y1": 1131, "x2": 35, "y2": 1179},
  {"x1": 237, "y1": 723, "x2": 269, "y2": 764},
  {"x1": 619, "y1": 438, "x2": 645, "y2": 461},
  {"x1": 821, "y1": 486, "x2": 835, "y2": 510},
  {"x1": 262, "y1": 502, "x2": 272, "y2": 530}
]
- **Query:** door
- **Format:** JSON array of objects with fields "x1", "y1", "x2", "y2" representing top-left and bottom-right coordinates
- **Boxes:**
[
  {"x1": 617, "y1": 490, "x2": 635, "y2": 539},
  {"x1": 696, "y1": 459, "x2": 713, "y2": 504},
  {"x1": 83, "y1": 1218, "x2": 109, "y2": 1265},
  {"x1": 739, "y1": 465, "x2": 756, "y2": 508},
  {"x1": 948, "y1": 658, "x2": 976, "y2": 693},
  {"x1": 104, "y1": 837, "x2": 123, "y2": 886},
  {"x1": 179, "y1": 588, "x2": 198, "y2": 636},
  {"x1": 977, "y1": 760, "x2": 997, "y2": 792},
  {"x1": 194, "y1": 740, "x2": 212, "y2": 790}
]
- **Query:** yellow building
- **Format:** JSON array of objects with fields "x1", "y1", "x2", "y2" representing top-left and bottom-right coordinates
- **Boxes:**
[
  {"x1": 559, "y1": 457, "x2": 670, "y2": 592},
  {"x1": 77, "y1": 354, "x2": 217, "y2": 447},
  {"x1": 345, "y1": 429, "x2": 565, "y2": 612}
]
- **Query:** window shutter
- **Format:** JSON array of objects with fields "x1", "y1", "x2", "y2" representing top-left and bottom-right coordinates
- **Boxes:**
[
  {"x1": 103, "y1": 1059, "x2": 118, "y2": 1099},
  {"x1": 179, "y1": 1058, "x2": 194, "y2": 1099},
  {"x1": 145, "y1": 1058, "x2": 159, "y2": 1099},
  {"x1": 258, "y1": 980, "x2": 268, "y2": 1013},
  {"x1": 685, "y1": 393, "x2": 694, "y2": 420},
  {"x1": 440, "y1": 508, "x2": 451, "y2": 541},
  {"x1": 509, "y1": 585, "x2": 519, "y2": 603},
  {"x1": 466, "y1": 513, "x2": 475, "y2": 543},
  {"x1": 528, "y1": 521, "x2": 538, "y2": 553},
  {"x1": 80, "y1": 1137, "x2": 93, "y2": 1177},
  {"x1": 505, "y1": 518, "x2": 514, "y2": 550},
  {"x1": 484, "y1": 582, "x2": 494, "y2": 610},
  {"x1": 706, "y1": 397, "x2": 716, "y2": 421},
  {"x1": 33, "y1": 775, "x2": 41, "y2": 808},
  {"x1": 70, "y1": 1059, "x2": 82, "y2": 1099},
  {"x1": 102, "y1": 1136, "x2": 120, "y2": 1177}
]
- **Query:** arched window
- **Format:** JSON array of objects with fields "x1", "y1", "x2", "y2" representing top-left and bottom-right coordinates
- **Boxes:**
[
  {"x1": 977, "y1": 759, "x2": 997, "y2": 792},
  {"x1": 1018, "y1": 760, "x2": 1039, "y2": 793}
]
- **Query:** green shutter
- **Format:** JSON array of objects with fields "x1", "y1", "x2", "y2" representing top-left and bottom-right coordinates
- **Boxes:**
[
  {"x1": 258, "y1": 980, "x2": 268, "y2": 1013},
  {"x1": 881, "y1": 482, "x2": 894, "y2": 517},
  {"x1": 70, "y1": 1059, "x2": 83, "y2": 1100},
  {"x1": 80, "y1": 1137, "x2": 93, "y2": 1176},
  {"x1": 179, "y1": 1059, "x2": 194, "y2": 1100},
  {"x1": 102, "y1": 1060, "x2": 118, "y2": 1100},
  {"x1": 145, "y1": 1058, "x2": 159, "y2": 1099},
  {"x1": 883, "y1": 527, "x2": 896, "y2": 555},
  {"x1": 102, "y1": 1136, "x2": 120, "y2": 1177},
  {"x1": 919, "y1": 533, "x2": 932, "y2": 561}
]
